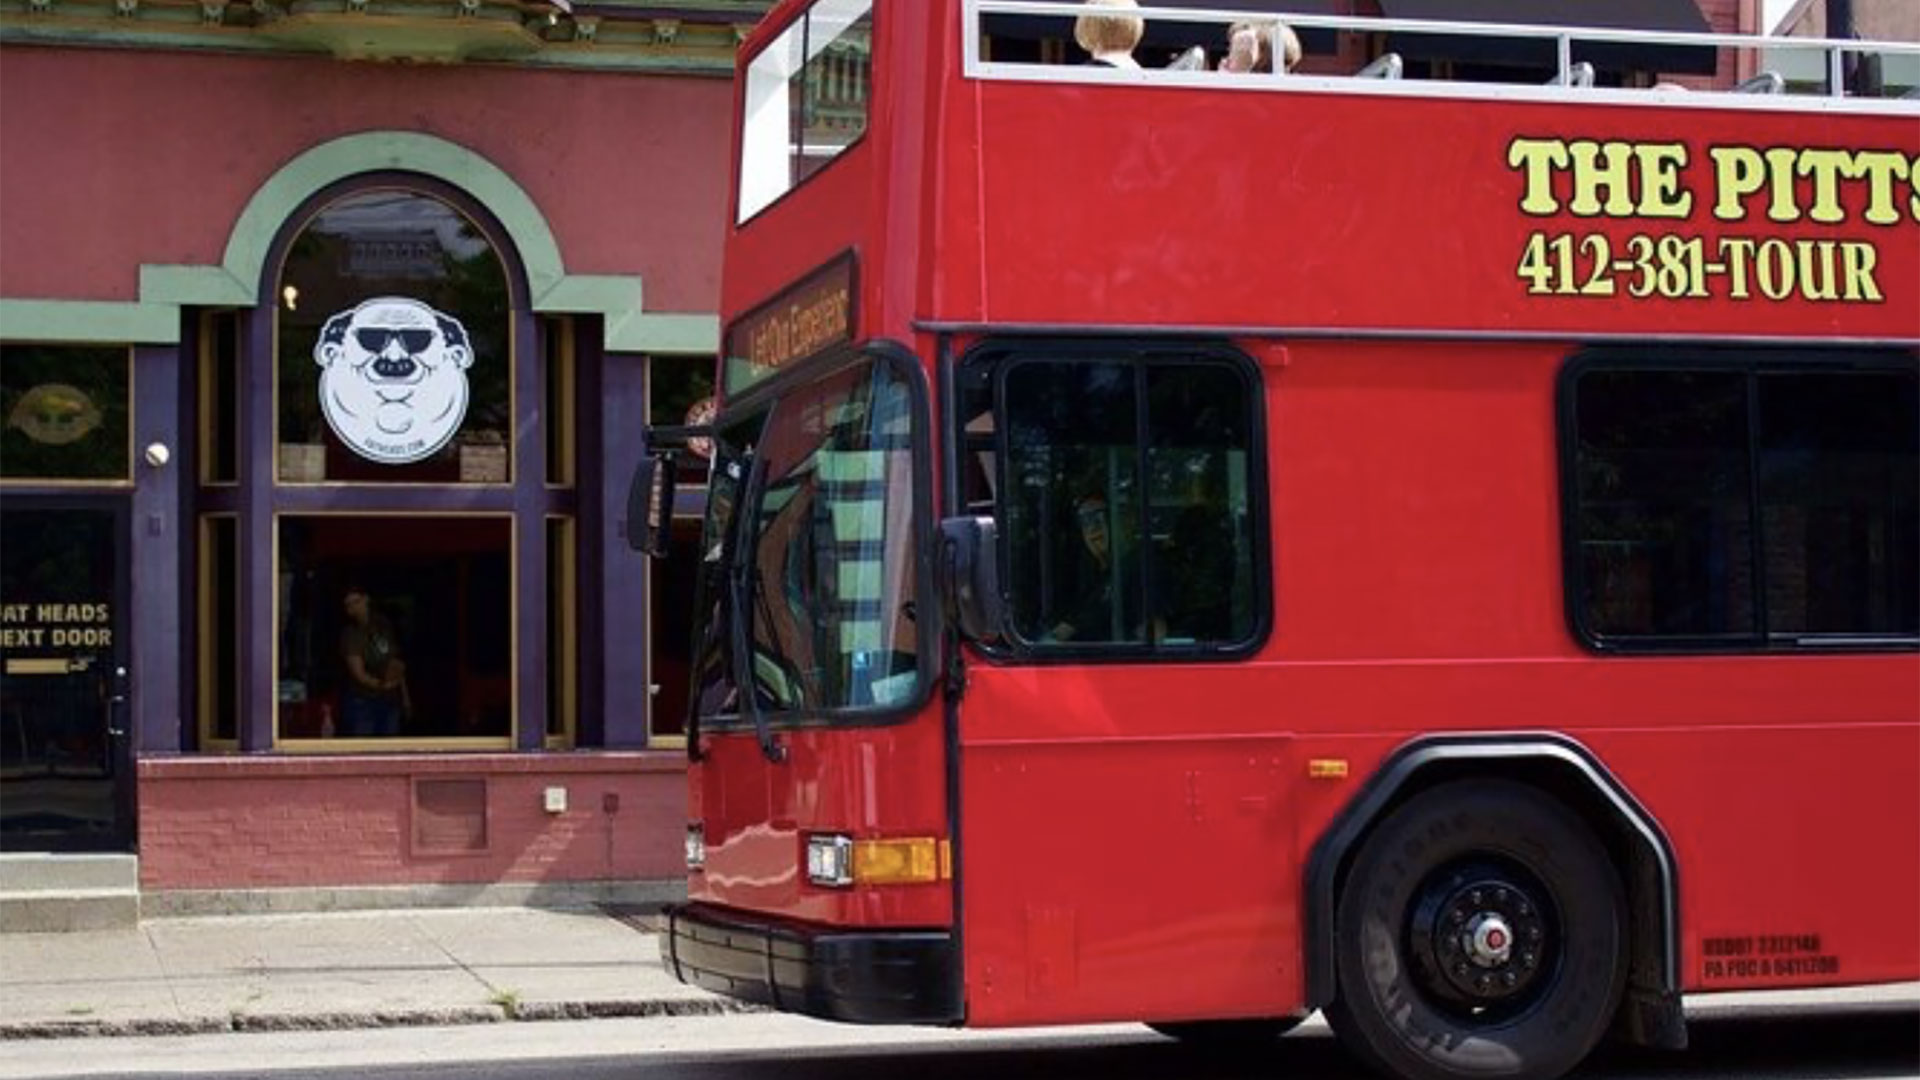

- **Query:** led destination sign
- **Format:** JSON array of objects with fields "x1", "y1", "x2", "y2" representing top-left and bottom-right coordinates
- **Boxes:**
[{"x1": 724, "y1": 253, "x2": 857, "y2": 395}]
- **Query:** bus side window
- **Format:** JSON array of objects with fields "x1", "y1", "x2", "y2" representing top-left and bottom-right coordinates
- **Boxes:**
[
  {"x1": 1003, "y1": 360, "x2": 1146, "y2": 646},
  {"x1": 1567, "y1": 361, "x2": 1917, "y2": 647},
  {"x1": 960, "y1": 361, "x2": 999, "y2": 516},
  {"x1": 995, "y1": 354, "x2": 1261, "y2": 653},
  {"x1": 1146, "y1": 363, "x2": 1258, "y2": 646}
]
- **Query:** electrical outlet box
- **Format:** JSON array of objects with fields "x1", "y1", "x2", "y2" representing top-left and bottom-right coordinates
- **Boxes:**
[{"x1": 543, "y1": 786, "x2": 568, "y2": 814}]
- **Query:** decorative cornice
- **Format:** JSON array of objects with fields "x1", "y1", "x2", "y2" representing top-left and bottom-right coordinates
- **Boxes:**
[{"x1": 0, "y1": 0, "x2": 770, "y2": 72}]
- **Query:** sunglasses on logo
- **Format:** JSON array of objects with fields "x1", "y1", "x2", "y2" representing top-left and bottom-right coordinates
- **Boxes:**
[{"x1": 355, "y1": 328, "x2": 435, "y2": 354}]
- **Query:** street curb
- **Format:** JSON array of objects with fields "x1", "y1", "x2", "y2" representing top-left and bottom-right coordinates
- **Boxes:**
[
  {"x1": 512, "y1": 998, "x2": 767, "y2": 1022},
  {"x1": 0, "y1": 997, "x2": 763, "y2": 1040},
  {"x1": 0, "y1": 1017, "x2": 232, "y2": 1040}
]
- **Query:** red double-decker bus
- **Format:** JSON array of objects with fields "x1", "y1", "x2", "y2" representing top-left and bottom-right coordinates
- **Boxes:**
[{"x1": 638, "y1": 4, "x2": 1920, "y2": 1079}]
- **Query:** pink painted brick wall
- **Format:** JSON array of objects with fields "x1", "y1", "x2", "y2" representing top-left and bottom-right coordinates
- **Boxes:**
[
  {"x1": 137, "y1": 754, "x2": 687, "y2": 890},
  {"x1": 0, "y1": 48, "x2": 730, "y2": 311}
]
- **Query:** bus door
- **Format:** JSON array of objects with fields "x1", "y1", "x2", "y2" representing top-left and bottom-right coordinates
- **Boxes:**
[
  {"x1": 948, "y1": 342, "x2": 1300, "y2": 1025},
  {"x1": 683, "y1": 352, "x2": 946, "y2": 923}
]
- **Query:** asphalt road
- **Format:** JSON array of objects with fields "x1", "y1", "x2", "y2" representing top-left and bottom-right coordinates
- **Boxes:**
[{"x1": 5, "y1": 996, "x2": 1916, "y2": 1080}]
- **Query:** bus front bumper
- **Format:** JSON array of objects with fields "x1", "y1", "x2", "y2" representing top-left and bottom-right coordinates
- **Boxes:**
[{"x1": 660, "y1": 902, "x2": 962, "y2": 1024}]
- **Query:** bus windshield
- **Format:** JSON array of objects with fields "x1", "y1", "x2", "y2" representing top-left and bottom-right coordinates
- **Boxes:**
[{"x1": 689, "y1": 357, "x2": 922, "y2": 724}]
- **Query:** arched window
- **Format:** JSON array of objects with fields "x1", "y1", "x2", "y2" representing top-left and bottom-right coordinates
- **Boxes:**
[
  {"x1": 277, "y1": 188, "x2": 511, "y2": 484},
  {"x1": 196, "y1": 176, "x2": 575, "y2": 752}
]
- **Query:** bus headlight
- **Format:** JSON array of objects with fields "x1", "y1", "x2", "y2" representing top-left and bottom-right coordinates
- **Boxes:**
[
  {"x1": 685, "y1": 824, "x2": 705, "y2": 871},
  {"x1": 806, "y1": 834, "x2": 854, "y2": 887},
  {"x1": 807, "y1": 834, "x2": 946, "y2": 887}
]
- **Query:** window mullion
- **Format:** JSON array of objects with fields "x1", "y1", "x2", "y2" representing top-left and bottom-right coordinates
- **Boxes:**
[
  {"x1": 1133, "y1": 361, "x2": 1155, "y2": 648},
  {"x1": 1744, "y1": 368, "x2": 1768, "y2": 647}
]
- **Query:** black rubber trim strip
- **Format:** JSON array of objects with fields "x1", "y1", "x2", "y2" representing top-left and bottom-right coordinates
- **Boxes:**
[{"x1": 661, "y1": 902, "x2": 961, "y2": 1025}]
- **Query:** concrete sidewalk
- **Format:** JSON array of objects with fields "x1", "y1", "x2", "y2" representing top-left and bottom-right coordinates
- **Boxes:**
[{"x1": 0, "y1": 907, "x2": 746, "y2": 1039}]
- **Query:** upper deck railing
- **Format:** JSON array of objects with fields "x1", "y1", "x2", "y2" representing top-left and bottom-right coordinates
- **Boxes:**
[{"x1": 964, "y1": 0, "x2": 1920, "y2": 114}]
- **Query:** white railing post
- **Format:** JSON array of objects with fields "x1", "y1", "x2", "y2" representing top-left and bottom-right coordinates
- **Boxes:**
[{"x1": 962, "y1": 0, "x2": 981, "y2": 76}]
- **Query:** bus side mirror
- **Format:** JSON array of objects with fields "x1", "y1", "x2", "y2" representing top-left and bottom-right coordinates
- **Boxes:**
[
  {"x1": 939, "y1": 516, "x2": 1005, "y2": 643},
  {"x1": 626, "y1": 452, "x2": 677, "y2": 556}
]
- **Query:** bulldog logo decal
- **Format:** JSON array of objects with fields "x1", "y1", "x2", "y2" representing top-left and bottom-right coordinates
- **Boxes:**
[{"x1": 315, "y1": 297, "x2": 474, "y2": 465}]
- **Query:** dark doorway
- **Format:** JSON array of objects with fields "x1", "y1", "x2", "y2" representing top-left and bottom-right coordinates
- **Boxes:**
[
  {"x1": 0, "y1": 498, "x2": 133, "y2": 852},
  {"x1": 648, "y1": 516, "x2": 705, "y2": 741}
]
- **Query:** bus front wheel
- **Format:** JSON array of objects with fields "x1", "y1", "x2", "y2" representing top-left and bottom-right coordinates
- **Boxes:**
[{"x1": 1326, "y1": 779, "x2": 1627, "y2": 1080}]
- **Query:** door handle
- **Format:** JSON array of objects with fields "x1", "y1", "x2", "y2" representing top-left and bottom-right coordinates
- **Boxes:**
[{"x1": 107, "y1": 664, "x2": 129, "y2": 736}]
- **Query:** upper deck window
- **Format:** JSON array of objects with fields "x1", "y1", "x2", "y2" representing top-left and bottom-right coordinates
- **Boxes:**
[{"x1": 738, "y1": 0, "x2": 873, "y2": 223}]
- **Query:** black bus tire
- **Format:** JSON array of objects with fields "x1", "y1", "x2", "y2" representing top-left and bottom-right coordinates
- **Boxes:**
[
  {"x1": 1146, "y1": 1016, "x2": 1302, "y2": 1048},
  {"x1": 1326, "y1": 779, "x2": 1627, "y2": 1080}
]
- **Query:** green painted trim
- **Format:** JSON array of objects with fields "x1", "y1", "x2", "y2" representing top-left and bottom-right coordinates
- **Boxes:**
[
  {"x1": 0, "y1": 300, "x2": 180, "y2": 344},
  {"x1": 612, "y1": 313, "x2": 720, "y2": 355},
  {"x1": 217, "y1": 130, "x2": 570, "y2": 302},
  {"x1": 538, "y1": 275, "x2": 644, "y2": 317},
  {"x1": 3, "y1": 131, "x2": 714, "y2": 352},
  {"x1": 140, "y1": 265, "x2": 251, "y2": 308},
  {"x1": 0, "y1": 26, "x2": 326, "y2": 57}
]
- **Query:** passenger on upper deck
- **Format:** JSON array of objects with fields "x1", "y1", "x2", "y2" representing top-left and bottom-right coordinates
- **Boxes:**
[
  {"x1": 1220, "y1": 19, "x2": 1301, "y2": 74},
  {"x1": 1075, "y1": 0, "x2": 1143, "y2": 69}
]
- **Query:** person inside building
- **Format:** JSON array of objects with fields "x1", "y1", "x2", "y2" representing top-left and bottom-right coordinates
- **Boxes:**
[
  {"x1": 1220, "y1": 19, "x2": 1302, "y2": 74},
  {"x1": 1076, "y1": 0, "x2": 1143, "y2": 69},
  {"x1": 339, "y1": 584, "x2": 408, "y2": 737}
]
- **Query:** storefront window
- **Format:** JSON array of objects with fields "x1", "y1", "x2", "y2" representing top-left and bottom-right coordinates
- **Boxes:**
[
  {"x1": 1, "y1": 346, "x2": 130, "y2": 483},
  {"x1": 199, "y1": 515, "x2": 239, "y2": 745},
  {"x1": 184, "y1": 178, "x2": 587, "y2": 754},
  {"x1": 201, "y1": 314, "x2": 240, "y2": 485},
  {"x1": 276, "y1": 190, "x2": 511, "y2": 485},
  {"x1": 276, "y1": 515, "x2": 512, "y2": 743},
  {"x1": 545, "y1": 319, "x2": 575, "y2": 487},
  {"x1": 651, "y1": 355, "x2": 718, "y2": 482},
  {"x1": 546, "y1": 517, "x2": 575, "y2": 743},
  {"x1": 646, "y1": 355, "x2": 716, "y2": 743}
]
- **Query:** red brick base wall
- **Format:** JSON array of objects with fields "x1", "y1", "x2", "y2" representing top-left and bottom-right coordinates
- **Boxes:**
[{"x1": 137, "y1": 753, "x2": 687, "y2": 891}]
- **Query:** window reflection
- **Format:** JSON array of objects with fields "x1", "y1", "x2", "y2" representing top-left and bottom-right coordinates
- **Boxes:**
[
  {"x1": 690, "y1": 361, "x2": 922, "y2": 719},
  {"x1": 738, "y1": 0, "x2": 873, "y2": 220},
  {"x1": 745, "y1": 362, "x2": 918, "y2": 711},
  {"x1": 1, "y1": 346, "x2": 130, "y2": 483}
]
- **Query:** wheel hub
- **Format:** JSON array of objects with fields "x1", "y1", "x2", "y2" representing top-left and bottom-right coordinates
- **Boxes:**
[
  {"x1": 1464, "y1": 912, "x2": 1513, "y2": 967},
  {"x1": 1409, "y1": 863, "x2": 1555, "y2": 1014}
]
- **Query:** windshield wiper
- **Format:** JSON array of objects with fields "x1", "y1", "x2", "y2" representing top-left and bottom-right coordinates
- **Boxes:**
[{"x1": 728, "y1": 454, "x2": 787, "y2": 764}]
